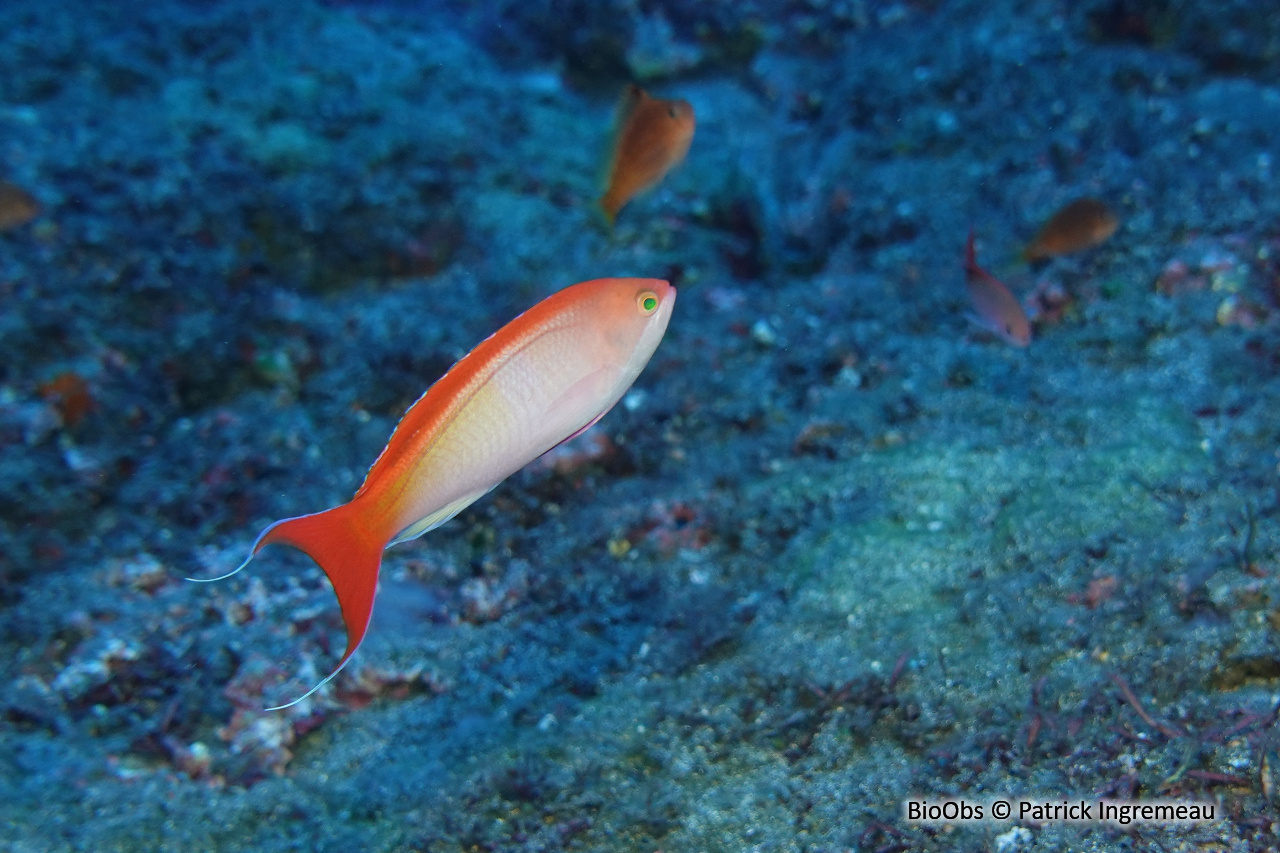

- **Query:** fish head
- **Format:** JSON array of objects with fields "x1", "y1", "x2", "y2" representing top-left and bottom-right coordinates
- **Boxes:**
[
  {"x1": 586, "y1": 277, "x2": 677, "y2": 369},
  {"x1": 664, "y1": 99, "x2": 696, "y2": 153},
  {"x1": 1001, "y1": 313, "x2": 1032, "y2": 347},
  {"x1": 666, "y1": 98, "x2": 695, "y2": 125},
  {"x1": 1091, "y1": 209, "x2": 1120, "y2": 243}
]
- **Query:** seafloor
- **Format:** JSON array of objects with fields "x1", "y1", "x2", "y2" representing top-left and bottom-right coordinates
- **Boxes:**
[{"x1": 3, "y1": 0, "x2": 1280, "y2": 850}]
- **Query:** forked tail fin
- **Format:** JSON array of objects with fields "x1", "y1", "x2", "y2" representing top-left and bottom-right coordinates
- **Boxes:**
[{"x1": 189, "y1": 503, "x2": 385, "y2": 711}]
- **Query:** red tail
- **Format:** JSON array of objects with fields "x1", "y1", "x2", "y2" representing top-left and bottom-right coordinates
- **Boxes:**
[{"x1": 254, "y1": 503, "x2": 385, "y2": 708}]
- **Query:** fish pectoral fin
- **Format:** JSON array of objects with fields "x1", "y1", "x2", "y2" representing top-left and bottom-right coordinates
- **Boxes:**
[
  {"x1": 389, "y1": 490, "x2": 492, "y2": 546},
  {"x1": 548, "y1": 365, "x2": 616, "y2": 414},
  {"x1": 539, "y1": 365, "x2": 619, "y2": 443}
]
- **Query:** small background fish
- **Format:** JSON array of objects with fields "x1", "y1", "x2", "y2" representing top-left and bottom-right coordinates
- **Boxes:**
[
  {"x1": 1023, "y1": 197, "x2": 1119, "y2": 261},
  {"x1": 965, "y1": 230, "x2": 1031, "y2": 347},
  {"x1": 599, "y1": 85, "x2": 695, "y2": 225},
  {"x1": 0, "y1": 182, "x2": 40, "y2": 231}
]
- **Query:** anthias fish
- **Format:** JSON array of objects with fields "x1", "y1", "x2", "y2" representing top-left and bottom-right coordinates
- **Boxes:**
[
  {"x1": 965, "y1": 230, "x2": 1031, "y2": 347},
  {"x1": 600, "y1": 85, "x2": 696, "y2": 225},
  {"x1": 1023, "y1": 197, "x2": 1119, "y2": 262},
  {"x1": 196, "y1": 277, "x2": 676, "y2": 708}
]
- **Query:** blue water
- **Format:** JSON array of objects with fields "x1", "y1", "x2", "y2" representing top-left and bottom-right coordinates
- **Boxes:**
[{"x1": 2, "y1": 0, "x2": 1278, "y2": 850}]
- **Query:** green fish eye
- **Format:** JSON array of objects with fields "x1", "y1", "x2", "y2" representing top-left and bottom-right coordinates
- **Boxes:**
[{"x1": 638, "y1": 292, "x2": 658, "y2": 314}]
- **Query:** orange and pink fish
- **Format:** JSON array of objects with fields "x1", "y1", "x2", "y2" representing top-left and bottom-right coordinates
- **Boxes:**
[{"x1": 194, "y1": 277, "x2": 676, "y2": 709}]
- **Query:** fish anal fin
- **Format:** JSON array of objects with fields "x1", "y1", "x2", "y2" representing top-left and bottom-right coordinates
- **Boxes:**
[
  {"x1": 389, "y1": 491, "x2": 491, "y2": 546},
  {"x1": 563, "y1": 410, "x2": 607, "y2": 445}
]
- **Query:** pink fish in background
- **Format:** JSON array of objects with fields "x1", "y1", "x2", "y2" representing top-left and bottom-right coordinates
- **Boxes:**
[{"x1": 963, "y1": 229, "x2": 1031, "y2": 347}]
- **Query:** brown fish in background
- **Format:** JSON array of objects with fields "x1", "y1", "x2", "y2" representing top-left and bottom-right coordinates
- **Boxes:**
[
  {"x1": 1023, "y1": 197, "x2": 1118, "y2": 261},
  {"x1": 0, "y1": 182, "x2": 40, "y2": 231},
  {"x1": 600, "y1": 85, "x2": 695, "y2": 225},
  {"x1": 965, "y1": 229, "x2": 1031, "y2": 347},
  {"x1": 39, "y1": 372, "x2": 95, "y2": 427}
]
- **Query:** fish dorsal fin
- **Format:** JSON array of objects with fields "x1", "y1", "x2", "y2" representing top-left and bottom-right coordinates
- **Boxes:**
[
  {"x1": 602, "y1": 85, "x2": 649, "y2": 182},
  {"x1": 353, "y1": 382, "x2": 437, "y2": 500},
  {"x1": 963, "y1": 227, "x2": 979, "y2": 277},
  {"x1": 617, "y1": 84, "x2": 648, "y2": 125}
]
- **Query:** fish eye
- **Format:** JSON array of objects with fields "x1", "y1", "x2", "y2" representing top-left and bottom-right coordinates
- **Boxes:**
[
  {"x1": 637, "y1": 291, "x2": 659, "y2": 315},
  {"x1": 668, "y1": 106, "x2": 678, "y2": 119}
]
